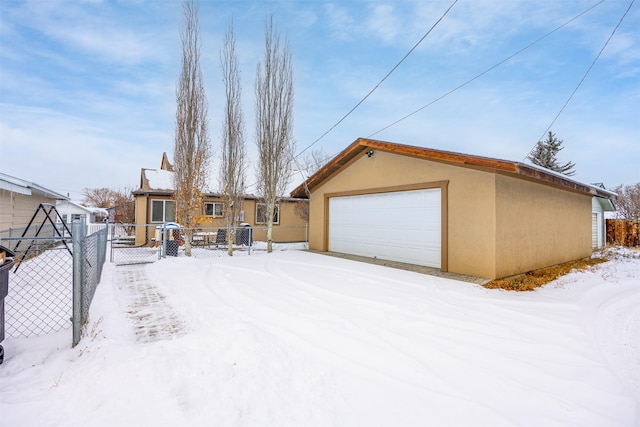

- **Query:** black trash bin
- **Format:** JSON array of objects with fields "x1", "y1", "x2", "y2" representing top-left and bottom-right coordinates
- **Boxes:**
[
  {"x1": 166, "y1": 240, "x2": 179, "y2": 257},
  {"x1": 237, "y1": 224, "x2": 252, "y2": 246},
  {"x1": 0, "y1": 245, "x2": 16, "y2": 365}
]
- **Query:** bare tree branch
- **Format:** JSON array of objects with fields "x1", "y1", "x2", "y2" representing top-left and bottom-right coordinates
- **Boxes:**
[
  {"x1": 255, "y1": 15, "x2": 295, "y2": 253},
  {"x1": 173, "y1": 0, "x2": 211, "y2": 256},
  {"x1": 613, "y1": 183, "x2": 640, "y2": 220},
  {"x1": 220, "y1": 20, "x2": 247, "y2": 255}
]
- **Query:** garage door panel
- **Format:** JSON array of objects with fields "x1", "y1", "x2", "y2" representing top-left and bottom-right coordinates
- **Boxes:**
[{"x1": 329, "y1": 189, "x2": 441, "y2": 268}]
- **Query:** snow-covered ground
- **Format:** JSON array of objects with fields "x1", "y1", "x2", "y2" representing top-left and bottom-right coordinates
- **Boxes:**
[{"x1": 1, "y1": 247, "x2": 639, "y2": 426}]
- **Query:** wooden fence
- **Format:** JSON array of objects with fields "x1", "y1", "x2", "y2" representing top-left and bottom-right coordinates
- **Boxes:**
[{"x1": 606, "y1": 219, "x2": 639, "y2": 247}]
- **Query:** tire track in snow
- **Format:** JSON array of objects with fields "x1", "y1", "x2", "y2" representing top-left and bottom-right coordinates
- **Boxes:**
[
  {"x1": 264, "y1": 258, "x2": 614, "y2": 423},
  {"x1": 594, "y1": 286, "x2": 640, "y2": 400},
  {"x1": 203, "y1": 259, "x2": 518, "y2": 425},
  {"x1": 115, "y1": 265, "x2": 186, "y2": 343}
]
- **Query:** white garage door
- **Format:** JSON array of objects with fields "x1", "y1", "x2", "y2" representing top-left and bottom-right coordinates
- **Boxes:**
[{"x1": 329, "y1": 188, "x2": 441, "y2": 268}]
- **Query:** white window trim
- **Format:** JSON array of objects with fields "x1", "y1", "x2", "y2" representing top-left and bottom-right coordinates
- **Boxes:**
[
  {"x1": 256, "y1": 203, "x2": 280, "y2": 225},
  {"x1": 151, "y1": 199, "x2": 175, "y2": 223},
  {"x1": 204, "y1": 202, "x2": 224, "y2": 218}
]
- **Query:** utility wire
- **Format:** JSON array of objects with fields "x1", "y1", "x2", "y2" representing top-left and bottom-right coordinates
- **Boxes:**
[
  {"x1": 524, "y1": 0, "x2": 635, "y2": 161},
  {"x1": 295, "y1": 0, "x2": 459, "y2": 159},
  {"x1": 367, "y1": 0, "x2": 606, "y2": 139}
]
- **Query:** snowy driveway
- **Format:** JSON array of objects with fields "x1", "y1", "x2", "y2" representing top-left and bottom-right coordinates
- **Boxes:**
[{"x1": 1, "y1": 249, "x2": 639, "y2": 426}]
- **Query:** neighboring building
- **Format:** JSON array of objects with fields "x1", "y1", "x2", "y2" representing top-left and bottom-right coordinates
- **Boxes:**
[
  {"x1": 591, "y1": 183, "x2": 616, "y2": 250},
  {"x1": 0, "y1": 172, "x2": 68, "y2": 231},
  {"x1": 290, "y1": 138, "x2": 616, "y2": 280},
  {"x1": 132, "y1": 153, "x2": 308, "y2": 246},
  {"x1": 55, "y1": 200, "x2": 109, "y2": 224}
]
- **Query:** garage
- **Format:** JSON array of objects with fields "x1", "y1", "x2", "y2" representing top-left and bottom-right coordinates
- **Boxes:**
[
  {"x1": 328, "y1": 188, "x2": 441, "y2": 268},
  {"x1": 292, "y1": 138, "x2": 616, "y2": 279}
]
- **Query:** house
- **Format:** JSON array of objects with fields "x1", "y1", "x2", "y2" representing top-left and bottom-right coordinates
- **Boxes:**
[
  {"x1": 290, "y1": 138, "x2": 616, "y2": 280},
  {"x1": 132, "y1": 153, "x2": 308, "y2": 246},
  {"x1": 55, "y1": 200, "x2": 109, "y2": 224},
  {"x1": 0, "y1": 172, "x2": 68, "y2": 231},
  {"x1": 591, "y1": 183, "x2": 616, "y2": 249}
]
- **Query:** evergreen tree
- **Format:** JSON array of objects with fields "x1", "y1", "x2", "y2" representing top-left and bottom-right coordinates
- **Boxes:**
[{"x1": 527, "y1": 131, "x2": 576, "y2": 176}]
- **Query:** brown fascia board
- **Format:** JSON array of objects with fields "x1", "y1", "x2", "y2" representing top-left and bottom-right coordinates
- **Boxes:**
[
  {"x1": 514, "y1": 163, "x2": 616, "y2": 199},
  {"x1": 130, "y1": 189, "x2": 307, "y2": 203},
  {"x1": 290, "y1": 137, "x2": 616, "y2": 200},
  {"x1": 132, "y1": 189, "x2": 172, "y2": 197}
]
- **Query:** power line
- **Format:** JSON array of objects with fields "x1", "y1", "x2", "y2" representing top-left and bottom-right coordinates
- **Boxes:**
[
  {"x1": 367, "y1": 0, "x2": 607, "y2": 139},
  {"x1": 295, "y1": 0, "x2": 459, "y2": 159},
  {"x1": 524, "y1": 0, "x2": 636, "y2": 161}
]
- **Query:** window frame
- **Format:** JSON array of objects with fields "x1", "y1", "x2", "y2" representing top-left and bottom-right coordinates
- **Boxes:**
[
  {"x1": 151, "y1": 199, "x2": 176, "y2": 223},
  {"x1": 256, "y1": 202, "x2": 280, "y2": 225},
  {"x1": 204, "y1": 202, "x2": 224, "y2": 218}
]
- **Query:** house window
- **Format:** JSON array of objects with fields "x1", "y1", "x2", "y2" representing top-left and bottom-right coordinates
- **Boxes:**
[
  {"x1": 151, "y1": 200, "x2": 175, "y2": 223},
  {"x1": 204, "y1": 202, "x2": 223, "y2": 217},
  {"x1": 71, "y1": 214, "x2": 83, "y2": 222},
  {"x1": 256, "y1": 203, "x2": 279, "y2": 224}
]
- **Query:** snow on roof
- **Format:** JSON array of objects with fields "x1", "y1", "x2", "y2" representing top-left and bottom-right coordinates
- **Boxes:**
[
  {"x1": 144, "y1": 169, "x2": 174, "y2": 191},
  {"x1": 0, "y1": 172, "x2": 68, "y2": 200},
  {"x1": 56, "y1": 200, "x2": 109, "y2": 216}
]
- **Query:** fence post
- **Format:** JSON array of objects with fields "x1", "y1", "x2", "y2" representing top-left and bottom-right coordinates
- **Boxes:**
[
  {"x1": 109, "y1": 223, "x2": 114, "y2": 263},
  {"x1": 162, "y1": 226, "x2": 167, "y2": 259},
  {"x1": 71, "y1": 217, "x2": 86, "y2": 347},
  {"x1": 98, "y1": 223, "x2": 107, "y2": 277}
]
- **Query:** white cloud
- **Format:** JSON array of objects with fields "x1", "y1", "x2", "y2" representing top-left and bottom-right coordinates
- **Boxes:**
[
  {"x1": 324, "y1": 3, "x2": 355, "y2": 41},
  {"x1": 366, "y1": 3, "x2": 400, "y2": 44},
  {"x1": 15, "y1": 0, "x2": 175, "y2": 66},
  {"x1": 0, "y1": 104, "x2": 164, "y2": 199}
]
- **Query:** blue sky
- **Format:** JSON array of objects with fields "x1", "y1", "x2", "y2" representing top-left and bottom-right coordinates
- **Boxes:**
[{"x1": 1, "y1": 0, "x2": 638, "y2": 201}]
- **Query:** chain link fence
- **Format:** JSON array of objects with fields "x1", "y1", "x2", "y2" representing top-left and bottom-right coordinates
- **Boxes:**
[
  {"x1": 3, "y1": 240, "x2": 72, "y2": 337},
  {"x1": 74, "y1": 221, "x2": 108, "y2": 346},
  {"x1": 109, "y1": 224, "x2": 308, "y2": 264},
  {"x1": 1, "y1": 220, "x2": 305, "y2": 348},
  {"x1": 1, "y1": 220, "x2": 108, "y2": 346},
  {"x1": 110, "y1": 224, "x2": 161, "y2": 266},
  {"x1": 157, "y1": 225, "x2": 308, "y2": 259}
]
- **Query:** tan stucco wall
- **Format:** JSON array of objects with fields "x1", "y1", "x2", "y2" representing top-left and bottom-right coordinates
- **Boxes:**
[
  {"x1": 134, "y1": 194, "x2": 307, "y2": 246},
  {"x1": 307, "y1": 150, "x2": 593, "y2": 280},
  {"x1": 308, "y1": 150, "x2": 498, "y2": 278},
  {"x1": 494, "y1": 174, "x2": 592, "y2": 278},
  {"x1": 133, "y1": 195, "x2": 157, "y2": 245}
]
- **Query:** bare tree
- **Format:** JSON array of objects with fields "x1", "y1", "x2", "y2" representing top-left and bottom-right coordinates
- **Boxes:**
[
  {"x1": 82, "y1": 188, "x2": 113, "y2": 208},
  {"x1": 613, "y1": 183, "x2": 640, "y2": 220},
  {"x1": 82, "y1": 187, "x2": 134, "y2": 223},
  {"x1": 173, "y1": 0, "x2": 211, "y2": 256},
  {"x1": 291, "y1": 148, "x2": 327, "y2": 223},
  {"x1": 255, "y1": 15, "x2": 295, "y2": 253},
  {"x1": 220, "y1": 20, "x2": 247, "y2": 256}
]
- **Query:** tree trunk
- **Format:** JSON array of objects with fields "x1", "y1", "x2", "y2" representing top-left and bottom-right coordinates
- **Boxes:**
[
  {"x1": 184, "y1": 229, "x2": 192, "y2": 257},
  {"x1": 227, "y1": 227, "x2": 235, "y2": 256},
  {"x1": 266, "y1": 220, "x2": 273, "y2": 253}
]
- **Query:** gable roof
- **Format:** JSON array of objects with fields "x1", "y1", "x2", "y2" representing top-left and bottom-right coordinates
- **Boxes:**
[
  {"x1": 290, "y1": 138, "x2": 616, "y2": 200},
  {"x1": 0, "y1": 172, "x2": 68, "y2": 200},
  {"x1": 160, "y1": 152, "x2": 174, "y2": 172},
  {"x1": 56, "y1": 200, "x2": 109, "y2": 216},
  {"x1": 138, "y1": 168, "x2": 174, "y2": 192},
  {"x1": 134, "y1": 165, "x2": 305, "y2": 202}
]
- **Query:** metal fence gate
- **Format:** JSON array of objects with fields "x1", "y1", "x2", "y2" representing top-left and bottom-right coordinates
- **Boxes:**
[
  {"x1": 1, "y1": 219, "x2": 108, "y2": 347},
  {"x1": 109, "y1": 224, "x2": 161, "y2": 266}
]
